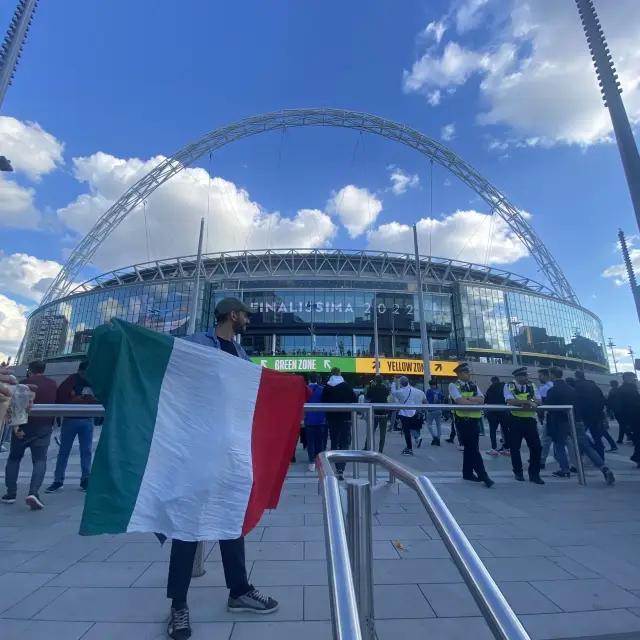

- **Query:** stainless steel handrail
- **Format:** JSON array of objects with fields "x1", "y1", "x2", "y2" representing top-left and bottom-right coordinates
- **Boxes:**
[{"x1": 317, "y1": 450, "x2": 532, "y2": 640}]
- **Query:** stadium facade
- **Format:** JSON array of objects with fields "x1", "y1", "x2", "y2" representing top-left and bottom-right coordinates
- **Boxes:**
[{"x1": 19, "y1": 249, "x2": 608, "y2": 382}]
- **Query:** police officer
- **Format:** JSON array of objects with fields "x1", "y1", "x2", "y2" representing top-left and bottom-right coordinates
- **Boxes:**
[
  {"x1": 448, "y1": 364, "x2": 493, "y2": 487},
  {"x1": 504, "y1": 367, "x2": 544, "y2": 485}
]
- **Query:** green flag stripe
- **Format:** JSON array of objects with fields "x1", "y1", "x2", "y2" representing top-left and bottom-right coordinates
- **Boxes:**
[{"x1": 79, "y1": 320, "x2": 174, "y2": 536}]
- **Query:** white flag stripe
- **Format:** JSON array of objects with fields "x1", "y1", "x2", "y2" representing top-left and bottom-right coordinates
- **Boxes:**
[{"x1": 127, "y1": 338, "x2": 262, "y2": 540}]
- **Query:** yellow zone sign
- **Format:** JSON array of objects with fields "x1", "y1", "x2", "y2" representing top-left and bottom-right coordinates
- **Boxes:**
[{"x1": 355, "y1": 358, "x2": 458, "y2": 377}]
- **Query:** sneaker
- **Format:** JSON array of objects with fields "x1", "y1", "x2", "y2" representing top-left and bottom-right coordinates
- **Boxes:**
[
  {"x1": 433, "y1": 437, "x2": 441, "y2": 446},
  {"x1": 26, "y1": 494, "x2": 43, "y2": 510},
  {"x1": 569, "y1": 466, "x2": 578, "y2": 474},
  {"x1": 514, "y1": 473, "x2": 525, "y2": 482},
  {"x1": 1, "y1": 492, "x2": 16, "y2": 504},
  {"x1": 445, "y1": 438, "x2": 455, "y2": 443},
  {"x1": 607, "y1": 446, "x2": 619, "y2": 453},
  {"x1": 80, "y1": 478, "x2": 88, "y2": 492},
  {"x1": 463, "y1": 475, "x2": 482, "y2": 483},
  {"x1": 45, "y1": 482, "x2": 63, "y2": 494},
  {"x1": 0, "y1": 444, "x2": 7, "y2": 453},
  {"x1": 228, "y1": 588, "x2": 279, "y2": 614},
  {"x1": 486, "y1": 449, "x2": 499, "y2": 456},
  {"x1": 529, "y1": 476, "x2": 545, "y2": 485},
  {"x1": 501, "y1": 449, "x2": 511, "y2": 457},
  {"x1": 602, "y1": 467, "x2": 615, "y2": 485},
  {"x1": 416, "y1": 437, "x2": 423, "y2": 449},
  {"x1": 551, "y1": 470, "x2": 570, "y2": 479},
  {"x1": 457, "y1": 445, "x2": 464, "y2": 451},
  {"x1": 401, "y1": 448, "x2": 411, "y2": 456},
  {"x1": 308, "y1": 463, "x2": 315, "y2": 473},
  {"x1": 167, "y1": 605, "x2": 191, "y2": 640},
  {"x1": 540, "y1": 462, "x2": 546, "y2": 469}
]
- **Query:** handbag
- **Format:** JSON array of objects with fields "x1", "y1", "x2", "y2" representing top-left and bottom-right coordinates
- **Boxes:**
[{"x1": 403, "y1": 387, "x2": 425, "y2": 424}]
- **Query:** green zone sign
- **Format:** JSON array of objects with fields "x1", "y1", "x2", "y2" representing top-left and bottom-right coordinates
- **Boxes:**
[{"x1": 251, "y1": 356, "x2": 354, "y2": 373}]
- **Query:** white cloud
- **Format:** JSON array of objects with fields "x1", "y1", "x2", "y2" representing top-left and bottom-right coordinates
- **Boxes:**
[
  {"x1": 609, "y1": 346, "x2": 636, "y2": 373},
  {"x1": 403, "y1": 0, "x2": 640, "y2": 146},
  {"x1": 0, "y1": 252, "x2": 64, "y2": 302},
  {"x1": 441, "y1": 123, "x2": 456, "y2": 141},
  {"x1": 427, "y1": 90, "x2": 442, "y2": 106},
  {"x1": 0, "y1": 116, "x2": 64, "y2": 180},
  {"x1": 388, "y1": 166, "x2": 420, "y2": 195},
  {"x1": 56, "y1": 152, "x2": 337, "y2": 273},
  {"x1": 455, "y1": 0, "x2": 489, "y2": 34},
  {"x1": 367, "y1": 209, "x2": 528, "y2": 265},
  {"x1": 423, "y1": 21, "x2": 446, "y2": 44},
  {"x1": 0, "y1": 175, "x2": 39, "y2": 228},
  {"x1": 602, "y1": 248, "x2": 640, "y2": 286},
  {"x1": 0, "y1": 293, "x2": 28, "y2": 361},
  {"x1": 403, "y1": 42, "x2": 488, "y2": 94},
  {"x1": 326, "y1": 185, "x2": 383, "y2": 238}
]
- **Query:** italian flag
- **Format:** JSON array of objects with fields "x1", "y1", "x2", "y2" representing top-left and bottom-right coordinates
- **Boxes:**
[{"x1": 79, "y1": 320, "x2": 307, "y2": 541}]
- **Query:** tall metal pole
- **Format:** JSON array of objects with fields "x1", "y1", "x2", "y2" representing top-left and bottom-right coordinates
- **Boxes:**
[
  {"x1": 607, "y1": 339, "x2": 618, "y2": 374},
  {"x1": 187, "y1": 218, "x2": 205, "y2": 335},
  {"x1": 629, "y1": 347, "x2": 637, "y2": 371},
  {"x1": 576, "y1": 0, "x2": 640, "y2": 235},
  {"x1": 0, "y1": 0, "x2": 39, "y2": 110},
  {"x1": 503, "y1": 293, "x2": 519, "y2": 367},
  {"x1": 373, "y1": 292, "x2": 380, "y2": 374},
  {"x1": 618, "y1": 228, "x2": 640, "y2": 324},
  {"x1": 413, "y1": 225, "x2": 431, "y2": 389}
]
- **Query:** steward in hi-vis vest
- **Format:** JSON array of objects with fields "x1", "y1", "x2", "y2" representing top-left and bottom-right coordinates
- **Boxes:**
[
  {"x1": 448, "y1": 363, "x2": 493, "y2": 488},
  {"x1": 503, "y1": 367, "x2": 544, "y2": 485}
]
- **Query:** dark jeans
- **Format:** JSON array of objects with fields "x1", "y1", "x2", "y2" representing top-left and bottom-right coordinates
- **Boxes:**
[
  {"x1": 509, "y1": 416, "x2": 542, "y2": 478},
  {"x1": 305, "y1": 424, "x2": 327, "y2": 462},
  {"x1": 486, "y1": 412, "x2": 507, "y2": 451},
  {"x1": 400, "y1": 415, "x2": 420, "y2": 450},
  {"x1": 167, "y1": 537, "x2": 250, "y2": 604},
  {"x1": 54, "y1": 418, "x2": 94, "y2": 483},
  {"x1": 5, "y1": 427, "x2": 51, "y2": 496},
  {"x1": 365, "y1": 414, "x2": 388, "y2": 453},
  {"x1": 456, "y1": 418, "x2": 487, "y2": 479},
  {"x1": 615, "y1": 414, "x2": 628, "y2": 443},
  {"x1": 601, "y1": 418, "x2": 617, "y2": 449},
  {"x1": 583, "y1": 416, "x2": 605, "y2": 462},
  {"x1": 328, "y1": 421, "x2": 351, "y2": 473}
]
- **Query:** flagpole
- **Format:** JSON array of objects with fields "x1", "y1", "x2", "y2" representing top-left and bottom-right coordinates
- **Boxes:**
[
  {"x1": 413, "y1": 225, "x2": 431, "y2": 390},
  {"x1": 188, "y1": 218, "x2": 205, "y2": 336},
  {"x1": 373, "y1": 292, "x2": 380, "y2": 374}
]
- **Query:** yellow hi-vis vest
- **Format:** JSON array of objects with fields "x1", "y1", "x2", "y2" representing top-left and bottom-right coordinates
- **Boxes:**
[
  {"x1": 508, "y1": 382, "x2": 537, "y2": 418},
  {"x1": 453, "y1": 381, "x2": 482, "y2": 419}
]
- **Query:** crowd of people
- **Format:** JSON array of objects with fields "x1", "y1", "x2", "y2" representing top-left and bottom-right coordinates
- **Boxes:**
[{"x1": 298, "y1": 363, "x2": 640, "y2": 489}]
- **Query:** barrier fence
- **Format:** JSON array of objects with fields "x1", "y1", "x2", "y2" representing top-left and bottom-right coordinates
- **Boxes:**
[{"x1": 2, "y1": 402, "x2": 585, "y2": 640}]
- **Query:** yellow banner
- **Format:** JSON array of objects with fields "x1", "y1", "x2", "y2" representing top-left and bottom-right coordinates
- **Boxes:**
[{"x1": 355, "y1": 358, "x2": 458, "y2": 377}]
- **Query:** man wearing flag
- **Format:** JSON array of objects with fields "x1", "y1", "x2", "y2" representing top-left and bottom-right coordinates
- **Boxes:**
[{"x1": 80, "y1": 298, "x2": 308, "y2": 640}]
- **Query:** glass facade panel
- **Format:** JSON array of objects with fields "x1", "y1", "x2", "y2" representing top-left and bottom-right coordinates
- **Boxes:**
[{"x1": 455, "y1": 285, "x2": 606, "y2": 367}]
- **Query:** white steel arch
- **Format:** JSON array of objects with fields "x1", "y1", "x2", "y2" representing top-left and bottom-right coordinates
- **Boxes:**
[{"x1": 42, "y1": 108, "x2": 577, "y2": 304}]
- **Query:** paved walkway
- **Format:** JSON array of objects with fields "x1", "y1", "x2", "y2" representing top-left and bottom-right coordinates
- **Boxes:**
[{"x1": 1, "y1": 422, "x2": 639, "y2": 640}]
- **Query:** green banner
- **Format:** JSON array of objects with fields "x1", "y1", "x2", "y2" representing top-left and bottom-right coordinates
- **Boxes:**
[{"x1": 251, "y1": 356, "x2": 355, "y2": 373}]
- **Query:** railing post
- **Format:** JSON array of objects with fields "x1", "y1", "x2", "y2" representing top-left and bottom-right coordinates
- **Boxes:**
[
  {"x1": 346, "y1": 479, "x2": 375, "y2": 640},
  {"x1": 365, "y1": 405, "x2": 376, "y2": 486},
  {"x1": 567, "y1": 408, "x2": 587, "y2": 486},
  {"x1": 192, "y1": 541, "x2": 206, "y2": 577},
  {"x1": 351, "y1": 410, "x2": 360, "y2": 479}
]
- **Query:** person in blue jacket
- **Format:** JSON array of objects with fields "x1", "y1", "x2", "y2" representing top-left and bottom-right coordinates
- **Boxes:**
[{"x1": 305, "y1": 374, "x2": 327, "y2": 472}]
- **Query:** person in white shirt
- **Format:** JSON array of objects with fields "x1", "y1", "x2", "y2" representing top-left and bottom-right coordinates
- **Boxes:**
[
  {"x1": 536, "y1": 368, "x2": 554, "y2": 469},
  {"x1": 448, "y1": 364, "x2": 493, "y2": 487},
  {"x1": 391, "y1": 377, "x2": 426, "y2": 456}
]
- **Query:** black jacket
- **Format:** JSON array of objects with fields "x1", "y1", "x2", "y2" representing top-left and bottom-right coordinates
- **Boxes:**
[
  {"x1": 573, "y1": 379, "x2": 605, "y2": 424},
  {"x1": 544, "y1": 379, "x2": 576, "y2": 434},
  {"x1": 607, "y1": 387, "x2": 621, "y2": 415},
  {"x1": 618, "y1": 382, "x2": 640, "y2": 430},
  {"x1": 484, "y1": 381, "x2": 505, "y2": 407},
  {"x1": 321, "y1": 379, "x2": 357, "y2": 423}
]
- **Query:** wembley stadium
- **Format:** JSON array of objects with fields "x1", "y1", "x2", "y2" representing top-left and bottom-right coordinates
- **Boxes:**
[
  {"x1": 15, "y1": 110, "x2": 609, "y2": 382},
  {"x1": 18, "y1": 248, "x2": 608, "y2": 383}
]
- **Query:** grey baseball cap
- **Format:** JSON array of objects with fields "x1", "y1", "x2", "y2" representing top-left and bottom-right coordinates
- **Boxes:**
[{"x1": 214, "y1": 297, "x2": 255, "y2": 316}]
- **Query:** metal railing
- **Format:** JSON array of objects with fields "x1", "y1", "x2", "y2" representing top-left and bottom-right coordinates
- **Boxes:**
[{"x1": 317, "y1": 449, "x2": 532, "y2": 640}]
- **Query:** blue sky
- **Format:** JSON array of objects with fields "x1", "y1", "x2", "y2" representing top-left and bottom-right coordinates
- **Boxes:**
[{"x1": 0, "y1": 0, "x2": 639, "y2": 368}]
